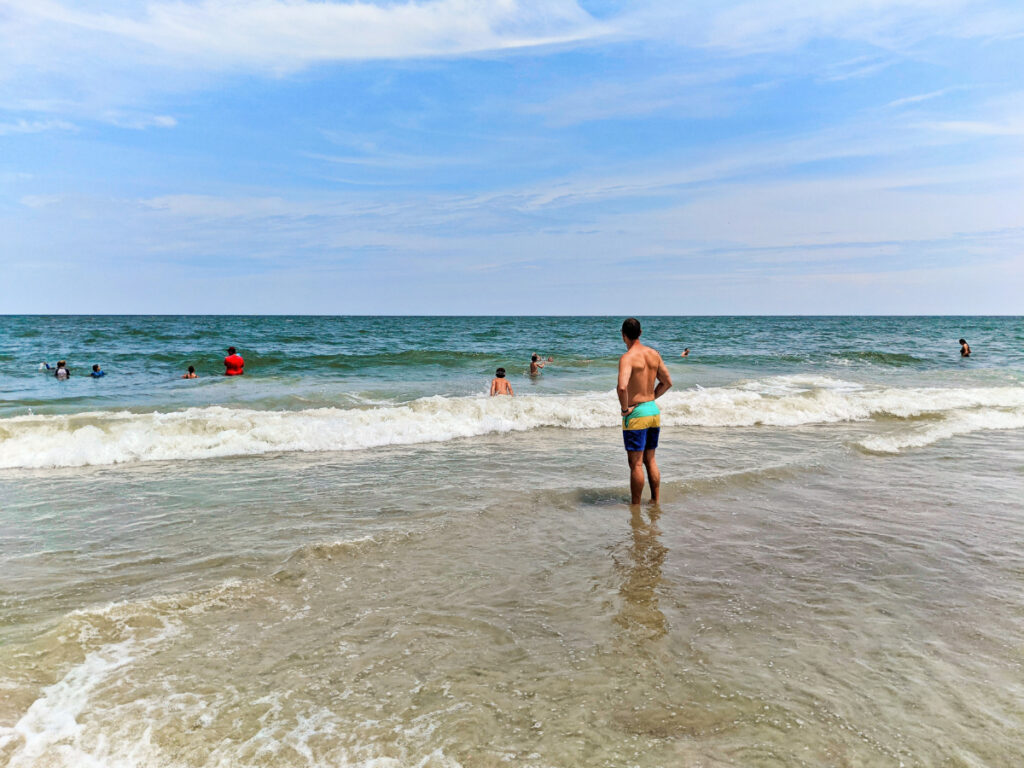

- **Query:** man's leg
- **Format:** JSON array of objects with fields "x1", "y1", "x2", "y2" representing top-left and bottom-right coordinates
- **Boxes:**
[
  {"x1": 627, "y1": 450, "x2": 645, "y2": 505},
  {"x1": 643, "y1": 448, "x2": 660, "y2": 503}
]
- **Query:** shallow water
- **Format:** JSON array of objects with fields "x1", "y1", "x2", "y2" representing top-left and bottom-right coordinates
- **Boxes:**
[{"x1": 2, "y1": 316, "x2": 1023, "y2": 766}]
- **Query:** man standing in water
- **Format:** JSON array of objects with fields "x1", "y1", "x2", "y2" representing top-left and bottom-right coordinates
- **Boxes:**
[{"x1": 618, "y1": 318, "x2": 672, "y2": 505}]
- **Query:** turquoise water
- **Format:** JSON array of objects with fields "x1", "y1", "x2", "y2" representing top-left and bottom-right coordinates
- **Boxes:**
[
  {"x1": 2, "y1": 316, "x2": 1024, "y2": 766},
  {"x1": 3, "y1": 315, "x2": 1022, "y2": 415}
]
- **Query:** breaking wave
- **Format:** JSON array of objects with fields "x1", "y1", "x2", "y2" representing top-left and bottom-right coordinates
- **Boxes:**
[{"x1": 2, "y1": 376, "x2": 1023, "y2": 468}]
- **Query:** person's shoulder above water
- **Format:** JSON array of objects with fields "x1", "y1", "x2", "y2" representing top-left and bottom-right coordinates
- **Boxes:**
[
  {"x1": 90, "y1": 364, "x2": 105, "y2": 378},
  {"x1": 182, "y1": 365, "x2": 198, "y2": 379},
  {"x1": 490, "y1": 367, "x2": 513, "y2": 396}
]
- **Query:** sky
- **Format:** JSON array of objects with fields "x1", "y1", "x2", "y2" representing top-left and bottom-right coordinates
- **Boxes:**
[{"x1": 1, "y1": 0, "x2": 1023, "y2": 314}]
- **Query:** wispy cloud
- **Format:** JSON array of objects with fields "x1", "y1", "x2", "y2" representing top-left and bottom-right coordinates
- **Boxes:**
[
  {"x1": 101, "y1": 112, "x2": 178, "y2": 129},
  {"x1": 931, "y1": 119, "x2": 1024, "y2": 136},
  {"x1": 0, "y1": 118, "x2": 75, "y2": 135},
  {"x1": 5, "y1": 0, "x2": 606, "y2": 71},
  {"x1": 621, "y1": 0, "x2": 1024, "y2": 53},
  {"x1": 886, "y1": 86, "x2": 970, "y2": 108}
]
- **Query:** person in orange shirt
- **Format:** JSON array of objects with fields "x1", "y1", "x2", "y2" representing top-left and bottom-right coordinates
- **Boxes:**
[
  {"x1": 490, "y1": 367, "x2": 514, "y2": 396},
  {"x1": 224, "y1": 347, "x2": 244, "y2": 376}
]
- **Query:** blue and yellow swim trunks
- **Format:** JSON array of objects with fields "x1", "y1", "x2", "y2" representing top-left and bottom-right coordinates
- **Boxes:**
[{"x1": 622, "y1": 400, "x2": 660, "y2": 452}]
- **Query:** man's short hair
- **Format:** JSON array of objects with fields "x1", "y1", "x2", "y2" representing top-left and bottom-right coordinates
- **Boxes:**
[
  {"x1": 621, "y1": 318, "x2": 642, "y2": 340},
  {"x1": 227, "y1": 346, "x2": 236, "y2": 354}
]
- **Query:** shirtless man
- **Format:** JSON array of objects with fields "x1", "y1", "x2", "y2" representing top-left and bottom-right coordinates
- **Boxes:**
[{"x1": 617, "y1": 318, "x2": 672, "y2": 505}]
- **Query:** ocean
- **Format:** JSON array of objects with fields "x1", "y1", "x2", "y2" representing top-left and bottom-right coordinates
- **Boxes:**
[{"x1": 1, "y1": 315, "x2": 1023, "y2": 766}]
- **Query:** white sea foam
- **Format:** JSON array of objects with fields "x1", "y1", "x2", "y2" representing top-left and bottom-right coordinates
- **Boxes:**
[
  {"x1": 0, "y1": 639, "x2": 139, "y2": 765},
  {"x1": 858, "y1": 408, "x2": 1024, "y2": 453},
  {"x1": 0, "y1": 578, "x2": 265, "y2": 767},
  {"x1": 2, "y1": 378, "x2": 1023, "y2": 468}
]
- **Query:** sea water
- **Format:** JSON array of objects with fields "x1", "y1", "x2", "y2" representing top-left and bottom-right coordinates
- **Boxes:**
[{"x1": 1, "y1": 315, "x2": 1023, "y2": 766}]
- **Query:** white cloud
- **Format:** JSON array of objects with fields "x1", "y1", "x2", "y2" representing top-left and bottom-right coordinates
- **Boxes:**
[
  {"x1": 0, "y1": 118, "x2": 75, "y2": 135},
  {"x1": 886, "y1": 86, "x2": 969, "y2": 108},
  {"x1": 643, "y1": 0, "x2": 1024, "y2": 52},
  {"x1": 931, "y1": 119, "x2": 1024, "y2": 136},
  {"x1": 5, "y1": 0, "x2": 606, "y2": 72}
]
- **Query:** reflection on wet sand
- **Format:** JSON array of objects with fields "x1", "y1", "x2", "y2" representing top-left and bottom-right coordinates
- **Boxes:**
[{"x1": 614, "y1": 505, "x2": 668, "y2": 640}]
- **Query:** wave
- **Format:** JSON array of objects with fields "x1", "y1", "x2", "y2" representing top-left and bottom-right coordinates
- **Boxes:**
[
  {"x1": 828, "y1": 350, "x2": 926, "y2": 367},
  {"x1": 857, "y1": 409, "x2": 1024, "y2": 453},
  {"x1": 1, "y1": 377, "x2": 1023, "y2": 468}
]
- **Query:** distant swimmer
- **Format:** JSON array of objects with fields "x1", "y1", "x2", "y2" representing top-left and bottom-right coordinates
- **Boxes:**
[
  {"x1": 54, "y1": 360, "x2": 70, "y2": 380},
  {"x1": 182, "y1": 365, "x2": 198, "y2": 379},
  {"x1": 490, "y1": 367, "x2": 514, "y2": 396},
  {"x1": 529, "y1": 353, "x2": 553, "y2": 375},
  {"x1": 681, "y1": 348, "x2": 690, "y2": 357},
  {"x1": 959, "y1": 338, "x2": 971, "y2": 357},
  {"x1": 90, "y1": 364, "x2": 106, "y2": 378},
  {"x1": 224, "y1": 347, "x2": 244, "y2": 376},
  {"x1": 618, "y1": 318, "x2": 672, "y2": 506}
]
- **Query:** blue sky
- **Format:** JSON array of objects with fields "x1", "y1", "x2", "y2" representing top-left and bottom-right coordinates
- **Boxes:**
[{"x1": 1, "y1": 0, "x2": 1023, "y2": 314}]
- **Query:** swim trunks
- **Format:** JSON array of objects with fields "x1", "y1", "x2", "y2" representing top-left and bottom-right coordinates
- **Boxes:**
[{"x1": 622, "y1": 400, "x2": 660, "y2": 452}]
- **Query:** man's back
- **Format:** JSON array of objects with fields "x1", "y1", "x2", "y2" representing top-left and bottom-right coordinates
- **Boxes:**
[{"x1": 620, "y1": 343, "x2": 665, "y2": 406}]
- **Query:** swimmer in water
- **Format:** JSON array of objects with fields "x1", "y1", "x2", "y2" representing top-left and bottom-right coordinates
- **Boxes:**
[
  {"x1": 681, "y1": 348, "x2": 690, "y2": 357},
  {"x1": 90, "y1": 364, "x2": 106, "y2": 378},
  {"x1": 54, "y1": 360, "x2": 70, "y2": 380},
  {"x1": 224, "y1": 347, "x2": 244, "y2": 376},
  {"x1": 529, "y1": 353, "x2": 553, "y2": 375},
  {"x1": 490, "y1": 367, "x2": 514, "y2": 396},
  {"x1": 182, "y1": 365, "x2": 198, "y2": 379},
  {"x1": 959, "y1": 338, "x2": 971, "y2": 357}
]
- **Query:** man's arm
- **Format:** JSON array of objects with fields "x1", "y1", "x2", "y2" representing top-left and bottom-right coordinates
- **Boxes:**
[
  {"x1": 617, "y1": 356, "x2": 632, "y2": 413},
  {"x1": 653, "y1": 354, "x2": 672, "y2": 399}
]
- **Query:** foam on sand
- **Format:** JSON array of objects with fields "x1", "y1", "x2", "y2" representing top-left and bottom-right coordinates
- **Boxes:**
[{"x1": 2, "y1": 377, "x2": 1022, "y2": 468}]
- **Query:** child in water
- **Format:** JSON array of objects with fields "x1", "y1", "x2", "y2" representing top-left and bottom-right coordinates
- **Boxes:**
[
  {"x1": 182, "y1": 366, "x2": 198, "y2": 379},
  {"x1": 959, "y1": 339, "x2": 971, "y2": 357},
  {"x1": 54, "y1": 360, "x2": 70, "y2": 380},
  {"x1": 490, "y1": 368, "x2": 514, "y2": 396},
  {"x1": 90, "y1": 364, "x2": 106, "y2": 378}
]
